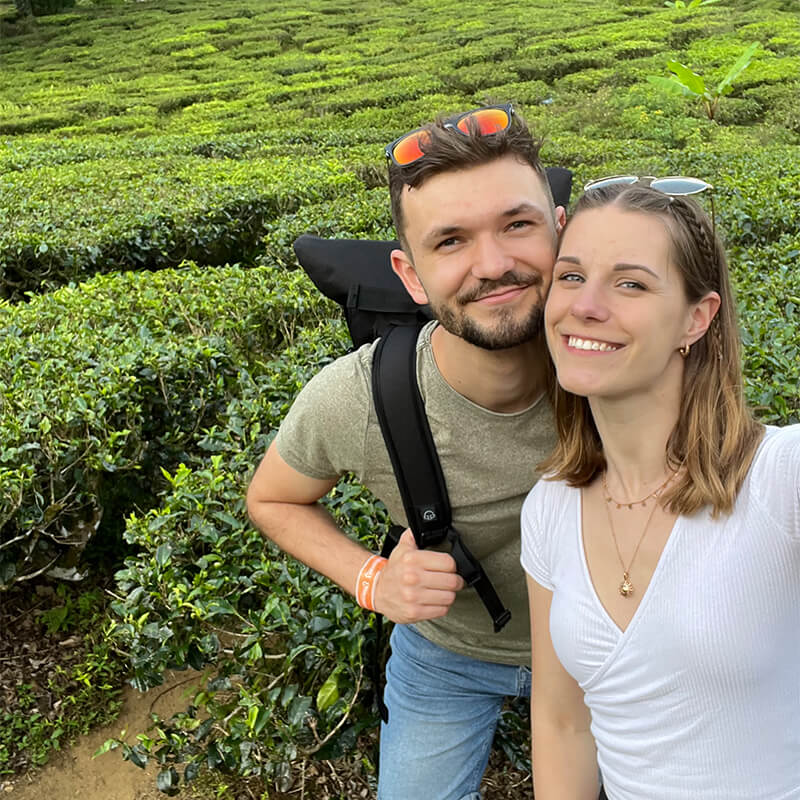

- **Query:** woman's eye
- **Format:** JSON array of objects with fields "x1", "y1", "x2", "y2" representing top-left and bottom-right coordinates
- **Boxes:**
[
  {"x1": 618, "y1": 280, "x2": 646, "y2": 290},
  {"x1": 557, "y1": 272, "x2": 583, "y2": 282}
]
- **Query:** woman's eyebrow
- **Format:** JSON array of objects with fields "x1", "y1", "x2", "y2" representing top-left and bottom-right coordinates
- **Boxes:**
[{"x1": 613, "y1": 262, "x2": 659, "y2": 279}]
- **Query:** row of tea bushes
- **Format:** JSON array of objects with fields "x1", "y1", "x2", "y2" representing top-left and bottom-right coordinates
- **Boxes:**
[
  {"x1": 3, "y1": 126, "x2": 798, "y2": 302},
  {"x1": 0, "y1": 262, "x2": 336, "y2": 587},
  {"x1": 0, "y1": 154, "x2": 360, "y2": 299},
  {"x1": 2, "y1": 0, "x2": 798, "y2": 301}
]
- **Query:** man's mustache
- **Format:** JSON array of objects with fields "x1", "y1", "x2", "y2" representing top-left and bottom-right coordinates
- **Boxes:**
[{"x1": 457, "y1": 271, "x2": 543, "y2": 305}]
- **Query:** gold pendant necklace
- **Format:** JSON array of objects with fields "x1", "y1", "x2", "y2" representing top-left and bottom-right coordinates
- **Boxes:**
[{"x1": 602, "y1": 472, "x2": 671, "y2": 598}]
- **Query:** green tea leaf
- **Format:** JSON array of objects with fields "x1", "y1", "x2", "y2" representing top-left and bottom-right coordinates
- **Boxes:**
[
  {"x1": 316, "y1": 667, "x2": 341, "y2": 711},
  {"x1": 155, "y1": 543, "x2": 172, "y2": 568}
]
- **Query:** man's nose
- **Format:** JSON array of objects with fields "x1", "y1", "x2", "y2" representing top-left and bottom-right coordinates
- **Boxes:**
[{"x1": 471, "y1": 236, "x2": 515, "y2": 280}]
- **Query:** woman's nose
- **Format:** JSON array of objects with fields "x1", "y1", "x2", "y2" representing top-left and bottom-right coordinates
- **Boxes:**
[{"x1": 569, "y1": 282, "x2": 610, "y2": 322}]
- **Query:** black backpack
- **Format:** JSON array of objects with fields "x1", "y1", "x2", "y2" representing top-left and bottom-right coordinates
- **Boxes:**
[{"x1": 293, "y1": 166, "x2": 572, "y2": 714}]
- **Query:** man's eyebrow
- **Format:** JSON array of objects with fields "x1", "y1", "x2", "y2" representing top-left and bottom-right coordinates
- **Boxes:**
[
  {"x1": 503, "y1": 202, "x2": 547, "y2": 219},
  {"x1": 421, "y1": 225, "x2": 464, "y2": 248}
]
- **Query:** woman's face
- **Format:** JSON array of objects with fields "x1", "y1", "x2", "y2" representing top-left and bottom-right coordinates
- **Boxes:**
[{"x1": 545, "y1": 204, "x2": 700, "y2": 401}]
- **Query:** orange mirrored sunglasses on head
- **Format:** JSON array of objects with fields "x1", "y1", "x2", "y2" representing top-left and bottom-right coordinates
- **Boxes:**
[{"x1": 385, "y1": 103, "x2": 514, "y2": 167}]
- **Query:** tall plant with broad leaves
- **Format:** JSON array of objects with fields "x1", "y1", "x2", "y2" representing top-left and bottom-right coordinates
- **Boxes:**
[
  {"x1": 647, "y1": 42, "x2": 759, "y2": 120},
  {"x1": 663, "y1": 0, "x2": 721, "y2": 8}
]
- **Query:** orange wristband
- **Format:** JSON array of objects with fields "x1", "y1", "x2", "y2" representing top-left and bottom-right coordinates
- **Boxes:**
[{"x1": 355, "y1": 554, "x2": 388, "y2": 612}]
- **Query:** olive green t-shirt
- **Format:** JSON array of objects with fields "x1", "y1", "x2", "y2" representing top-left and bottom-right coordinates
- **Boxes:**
[{"x1": 274, "y1": 322, "x2": 556, "y2": 666}]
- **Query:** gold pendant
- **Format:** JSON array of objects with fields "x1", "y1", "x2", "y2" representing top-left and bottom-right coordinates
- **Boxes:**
[{"x1": 619, "y1": 573, "x2": 634, "y2": 597}]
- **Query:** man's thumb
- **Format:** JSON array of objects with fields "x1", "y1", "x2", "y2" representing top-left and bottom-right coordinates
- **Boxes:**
[{"x1": 396, "y1": 528, "x2": 418, "y2": 551}]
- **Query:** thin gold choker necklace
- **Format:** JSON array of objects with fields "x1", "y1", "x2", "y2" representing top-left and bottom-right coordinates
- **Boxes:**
[{"x1": 601, "y1": 471, "x2": 675, "y2": 510}]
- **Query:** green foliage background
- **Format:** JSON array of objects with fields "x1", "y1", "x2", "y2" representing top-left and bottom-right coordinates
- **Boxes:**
[{"x1": 1, "y1": 0, "x2": 798, "y2": 791}]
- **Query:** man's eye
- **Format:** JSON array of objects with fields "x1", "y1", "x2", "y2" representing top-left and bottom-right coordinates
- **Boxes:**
[
  {"x1": 508, "y1": 220, "x2": 530, "y2": 230},
  {"x1": 437, "y1": 237, "x2": 460, "y2": 249}
]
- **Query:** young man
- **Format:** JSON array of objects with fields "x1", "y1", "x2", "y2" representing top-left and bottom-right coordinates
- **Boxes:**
[{"x1": 246, "y1": 104, "x2": 565, "y2": 800}]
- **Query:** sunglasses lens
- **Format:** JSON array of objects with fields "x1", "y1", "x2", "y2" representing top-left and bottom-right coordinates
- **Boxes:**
[
  {"x1": 390, "y1": 130, "x2": 431, "y2": 166},
  {"x1": 455, "y1": 107, "x2": 510, "y2": 135},
  {"x1": 650, "y1": 177, "x2": 712, "y2": 195},
  {"x1": 583, "y1": 175, "x2": 639, "y2": 192}
]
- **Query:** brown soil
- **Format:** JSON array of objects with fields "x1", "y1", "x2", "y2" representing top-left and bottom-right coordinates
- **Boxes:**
[{"x1": 2, "y1": 669, "x2": 204, "y2": 800}]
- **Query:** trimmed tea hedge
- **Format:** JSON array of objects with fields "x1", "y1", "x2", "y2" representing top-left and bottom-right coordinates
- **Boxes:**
[
  {"x1": 2, "y1": 0, "x2": 798, "y2": 301},
  {"x1": 0, "y1": 156, "x2": 361, "y2": 299},
  {"x1": 0, "y1": 263, "x2": 336, "y2": 587},
  {"x1": 107, "y1": 323, "x2": 380, "y2": 789}
]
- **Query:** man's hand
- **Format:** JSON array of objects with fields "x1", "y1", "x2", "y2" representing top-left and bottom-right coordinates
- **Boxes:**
[{"x1": 374, "y1": 529, "x2": 464, "y2": 624}]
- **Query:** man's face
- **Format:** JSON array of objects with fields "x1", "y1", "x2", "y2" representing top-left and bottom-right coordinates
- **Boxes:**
[{"x1": 392, "y1": 155, "x2": 561, "y2": 351}]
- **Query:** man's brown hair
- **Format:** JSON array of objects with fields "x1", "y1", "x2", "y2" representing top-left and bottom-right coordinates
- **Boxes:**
[{"x1": 388, "y1": 106, "x2": 550, "y2": 254}]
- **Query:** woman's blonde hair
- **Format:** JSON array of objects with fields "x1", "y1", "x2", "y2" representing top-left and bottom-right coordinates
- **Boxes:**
[{"x1": 540, "y1": 184, "x2": 763, "y2": 517}]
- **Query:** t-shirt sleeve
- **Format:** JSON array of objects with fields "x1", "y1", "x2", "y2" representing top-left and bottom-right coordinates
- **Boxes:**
[
  {"x1": 274, "y1": 345, "x2": 375, "y2": 481},
  {"x1": 773, "y1": 425, "x2": 800, "y2": 542},
  {"x1": 520, "y1": 481, "x2": 555, "y2": 590},
  {"x1": 748, "y1": 424, "x2": 800, "y2": 543}
]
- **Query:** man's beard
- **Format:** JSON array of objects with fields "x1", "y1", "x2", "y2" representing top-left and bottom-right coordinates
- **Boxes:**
[{"x1": 430, "y1": 271, "x2": 545, "y2": 351}]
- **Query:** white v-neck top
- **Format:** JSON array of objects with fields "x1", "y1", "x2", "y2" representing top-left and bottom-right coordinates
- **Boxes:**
[{"x1": 521, "y1": 425, "x2": 800, "y2": 800}]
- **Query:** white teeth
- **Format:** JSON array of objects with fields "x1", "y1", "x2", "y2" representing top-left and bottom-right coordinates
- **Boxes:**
[{"x1": 568, "y1": 336, "x2": 620, "y2": 352}]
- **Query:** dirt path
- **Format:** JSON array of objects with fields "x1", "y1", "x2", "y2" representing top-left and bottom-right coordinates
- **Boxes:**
[
  {"x1": 3, "y1": 669, "x2": 204, "y2": 800},
  {"x1": 2, "y1": 670, "x2": 531, "y2": 800}
]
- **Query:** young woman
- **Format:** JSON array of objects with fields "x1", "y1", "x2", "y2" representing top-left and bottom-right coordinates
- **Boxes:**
[{"x1": 521, "y1": 181, "x2": 800, "y2": 800}]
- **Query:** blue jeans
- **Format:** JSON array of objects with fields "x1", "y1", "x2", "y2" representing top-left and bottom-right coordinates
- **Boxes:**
[{"x1": 377, "y1": 623, "x2": 531, "y2": 800}]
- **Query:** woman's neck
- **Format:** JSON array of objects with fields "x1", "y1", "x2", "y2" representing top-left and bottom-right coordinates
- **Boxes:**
[{"x1": 589, "y1": 386, "x2": 682, "y2": 497}]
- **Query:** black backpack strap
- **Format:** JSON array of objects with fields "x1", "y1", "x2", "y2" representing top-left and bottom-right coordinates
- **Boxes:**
[
  {"x1": 371, "y1": 325, "x2": 511, "y2": 632},
  {"x1": 372, "y1": 325, "x2": 451, "y2": 547},
  {"x1": 447, "y1": 530, "x2": 511, "y2": 633}
]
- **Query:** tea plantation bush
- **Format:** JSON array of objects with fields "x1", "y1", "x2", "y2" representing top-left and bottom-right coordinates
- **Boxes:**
[
  {"x1": 0, "y1": 155, "x2": 361, "y2": 299},
  {"x1": 106, "y1": 325, "x2": 387, "y2": 791},
  {"x1": 0, "y1": 264, "x2": 335, "y2": 587}
]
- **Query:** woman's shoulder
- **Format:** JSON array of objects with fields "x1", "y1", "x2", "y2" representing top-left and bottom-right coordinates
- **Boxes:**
[
  {"x1": 751, "y1": 424, "x2": 800, "y2": 476},
  {"x1": 743, "y1": 424, "x2": 800, "y2": 538},
  {"x1": 522, "y1": 475, "x2": 580, "y2": 524},
  {"x1": 525, "y1": 474, "x2": 578, "y2": 501}
]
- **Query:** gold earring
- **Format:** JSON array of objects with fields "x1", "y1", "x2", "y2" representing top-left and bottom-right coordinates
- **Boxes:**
[{"x1": 679, "y1": 343, "x2": 690, "y2": 358}]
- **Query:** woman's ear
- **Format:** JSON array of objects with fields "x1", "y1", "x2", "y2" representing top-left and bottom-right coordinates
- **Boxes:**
[
  {"x1": 686, "y1": 290, "x2": 721, "y2": 345},
  {"x1": 390, "y1": 248, "x2": 429, "y2": 305}
]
